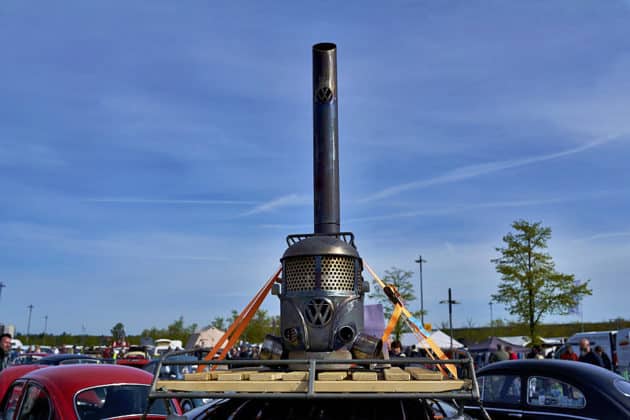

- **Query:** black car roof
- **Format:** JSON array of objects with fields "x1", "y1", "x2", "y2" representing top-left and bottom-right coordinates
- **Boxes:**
[
  {"x1": 478, "y1": 359, "x2": 619, "y2": 387},
  {"x1": 36, "y1": 354, "x2": 99, "y2": 364}
]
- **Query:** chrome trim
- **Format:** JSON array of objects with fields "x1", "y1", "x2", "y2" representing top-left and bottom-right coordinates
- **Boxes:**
[{"x1": 465, "y1": 406, "x2": 598, "y2": 420}]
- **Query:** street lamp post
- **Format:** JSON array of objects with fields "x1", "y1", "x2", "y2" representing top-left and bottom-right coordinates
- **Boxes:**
[
  {"x1": 440, "y1": 288, "x2": 461, "y2": 355},
  {"x1": 0, "y1": 282, "x2": 5, "y2": 305},
  {"x1": 415, "y1": 256, "x2": 427, "y2": 325},
  {"x1": 43, "y1": 315, "x2": 48, "y2": 345},
  {"x1": 26, "y1": 304, "x2": 34, "y2": 345}
]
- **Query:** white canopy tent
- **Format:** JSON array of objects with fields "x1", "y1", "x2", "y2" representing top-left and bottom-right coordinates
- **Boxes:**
[{"x1": 400, "y1": 330, "x2": 464, "y2": 350}]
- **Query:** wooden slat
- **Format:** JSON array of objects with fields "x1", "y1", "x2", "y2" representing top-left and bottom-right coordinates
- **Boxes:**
[
  {"x1": 314, "y1": 380, "x2": 465, "y2": 393},
  {"x1": 157, "y1": 379, "x2": 466, "y2": 393},
  {"x1": 282, "y1": 371, "x2": 309, "y2": 381},
  {"x1": 405, "y1": 366, "x2": 443, "y2": 381},
  {"x1": 383, "y1": 367, "x2": 410, "y2": 381},
  {"x1": 249, "y1": 372, "x2": 285, "y2": 381},
  {"x1": 183, "y1": 372, "x2": 218, "y2": 381},
  {"x1": 351, "y1": 371, "x2": 378, "y2": 381},
  {"x1": 216, "y1": 370, "x2": 258, "y2": 381},
  {"x1": 159, "y1": 380, "x2": 308, "y2": 392},
  {"x1": 317, "y1": 371, "x2": 348, "y2": 381}
]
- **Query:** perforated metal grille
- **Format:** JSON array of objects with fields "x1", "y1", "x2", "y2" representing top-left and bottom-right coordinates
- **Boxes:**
[
  {"x1": 284, "y1": 257, "x2": 316, "y2": 292},
  {"x1": 284, "y1": 256, "x2": 356, "y2": 292},
  {"x1": 320, "y1": 256, "x2": 355, "y2": 291}
]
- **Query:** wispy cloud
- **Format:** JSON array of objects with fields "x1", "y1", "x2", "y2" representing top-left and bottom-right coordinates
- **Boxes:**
[
  {"x1": 240, "y1": 194, "x2": 310, "y2": 217},
  {"x1": 0, "y1": 222, "x2": 228, "y2": 262},
  {"x1": 258, "y1": 223, "x2": 311, "y2": 230},
  {"x1": 574, "y1": 230, "x2": 630, "y2": 243},
  {"x1": 85, "y1": 198, "x2": 257, "y2": 205},
  {"x1": 360, "y1": 135, "x2": 624, "y2": 202},
  {"x1": 348, "y1": 192, "x2": 620, "y2": 224}
]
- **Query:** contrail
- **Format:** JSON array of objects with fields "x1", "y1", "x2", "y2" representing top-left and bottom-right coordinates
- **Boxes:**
[{"x1": 360, "y1": 134, "x2": 623, "y2": 202}]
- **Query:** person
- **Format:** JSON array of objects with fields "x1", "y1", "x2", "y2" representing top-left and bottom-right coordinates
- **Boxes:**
[
  {"x1": 489, "y1": 344, "x2": 509, "y2": 363},
  {"x1": 526, "y1": 344, "x2": 544, "y2": 359},
  {"x1": 506, "y1": 345, "x2": 518, "y2": 360},
  {"x1": 390, "y1": 340, "x2": 405, "y2": 358},
  {"x1": 594, "y1": 345, "x2": 612, "y2": 370},
  {"x1": 578, "y1": 338, "x2": 603, "y2": 367},
  {"x1": 0, "y1": 334, "x2": 12, "y2": 372},
  {"x1": 560, "y1": 345, "x2": 578, "y2": 361}
]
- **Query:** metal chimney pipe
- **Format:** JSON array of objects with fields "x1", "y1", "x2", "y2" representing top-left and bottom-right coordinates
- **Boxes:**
[{"x1": 313, "y1": 43, "x2": 340, "y2": 235}]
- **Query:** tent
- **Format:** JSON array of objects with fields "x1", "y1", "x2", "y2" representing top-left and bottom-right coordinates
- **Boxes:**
[
  {"x1": 185, "y1": 327, "x2": 225, "y2": 349},
  {"x1": 467, "y1": 337, "x2": 528, "y2": 353},
  {"x1": 363, "y1": 304, "x2": 385, "y2": 339},
  {"x1": 400, "y1": 330, "x2": 464, "y2": 349}
]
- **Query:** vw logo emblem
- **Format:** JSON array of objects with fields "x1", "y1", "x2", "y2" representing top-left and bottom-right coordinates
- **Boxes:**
[
  {"x1": 316, "y1": 86, "x2": 333, "y2": 103},
  {"x1": 304, "y1": 298, "x2": 333, "y2": 327}
]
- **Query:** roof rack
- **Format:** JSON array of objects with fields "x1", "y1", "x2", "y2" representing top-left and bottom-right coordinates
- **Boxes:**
[{"x1": 145, "y1": 350, "x2": 482, "y2": 403}]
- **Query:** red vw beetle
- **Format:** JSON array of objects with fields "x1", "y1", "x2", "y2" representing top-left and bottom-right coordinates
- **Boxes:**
[{"x1": 0, "y1": 364, "x2": 181, "y2": 419}]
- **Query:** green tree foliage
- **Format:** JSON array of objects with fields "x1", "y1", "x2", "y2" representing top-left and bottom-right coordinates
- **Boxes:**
[
  {"x1": 239, "y1": 309, "x2": 279, "y2": 343},
  {"x1": 369, "y1": 267, "x2": 422, "y2": 341},
  {"x1": 211, "y1": 317, "x2": 226, "y2": 331},
  {"x1": 111, "y1": 322, "x2": 126, "y2": 341},
  {"x1": 141, "y1": 316, "x2": 197, "y2": 343},
  {"x1": 491, "y1": 220, "x2": 592, "y2": 340}
]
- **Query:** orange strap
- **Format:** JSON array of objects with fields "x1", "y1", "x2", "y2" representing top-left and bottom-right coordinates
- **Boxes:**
[
  {"x1": 364, "y1": 261, "x2": 457, "y2": 379},
  {"x1": 382, "y1": 304, "x2": 403, "y2": 343},
  {"x1": 196, "y1": 266, "x2": 281, "y2": 372}
]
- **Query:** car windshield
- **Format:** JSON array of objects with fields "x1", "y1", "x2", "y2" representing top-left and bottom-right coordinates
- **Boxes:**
[{"x1": 75, "y1": 384, "x2": 167, "y2": 419}]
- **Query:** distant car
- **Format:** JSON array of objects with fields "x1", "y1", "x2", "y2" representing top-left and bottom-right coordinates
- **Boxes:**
[
  {"x1": 117, "y1": 349, "x2": 152, "y2": 369},
  {"x1": 35, "y1": 354, "x2": 102, "y2": 365},
  {"x1": 143, "y1": 355, "x2": 209, "y2": 412},
  {"x1": 0, "y1": 364, "x2": 182, "y2": 419},
  {"x1": 10, "y1": 353, "x2": 48, "y2": 365},
  {"x1": 465, "y1": 359, "x2": 630, "y2": 419}
]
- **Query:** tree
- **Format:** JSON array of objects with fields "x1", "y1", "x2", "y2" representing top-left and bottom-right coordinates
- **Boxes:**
[
  {"x1": 369, "y1": 267, "x2": 423, "y2": 341},
  {"x1": 211, "y1": 317, "x2": 226, "y2": 331},
  {"x1": 140, "y1": 316, "x2": 197, "y2": 343},
  {"x1": 491, "y1": 220, "x2": 592, "y2": 340},
  {"x1": 111, "y1": 322, "x2": 126, "y2": 342}
]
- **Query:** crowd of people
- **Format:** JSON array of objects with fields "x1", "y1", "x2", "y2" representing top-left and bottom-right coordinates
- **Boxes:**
[
  {"x1": 484, "y1": 338, "x2": 614, "y2": 370},
  {"x1": 558, "y1": 338, "x2": 612, "y2": 369}
]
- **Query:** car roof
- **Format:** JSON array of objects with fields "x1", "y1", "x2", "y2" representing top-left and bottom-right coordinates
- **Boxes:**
[
  {"x1": 22, "y1": 364, "x2": 154, "y2": 391},
  {"x1": 0, "y1": 365, "x2": 47, "y2": 399},
  {"x1": 35, "y1": 354, "x2": 99, "y2": 364},
  {"x1": 478, "y1": 359, "x2": 618, "y2": 385}
]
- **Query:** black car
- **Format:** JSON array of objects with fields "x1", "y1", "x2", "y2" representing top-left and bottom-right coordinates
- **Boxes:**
[
  {"x1": 35, "y1": 354, "x2": 102, "y2": 365},
  {"x1": 465, "y1": 359, "x2": 630, "y2": 419}
]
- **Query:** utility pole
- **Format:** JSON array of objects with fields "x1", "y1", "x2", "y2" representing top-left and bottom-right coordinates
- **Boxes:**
[
  {"x1": 440, "y1": 288, "x2": 461, "y2": 356},
  {"x1": 43, "y1": 315, "x2": 48, "y2": 345},
  {"x1": 26, "y1": 304, "x2": 34, "y2": 345},
  {"x1": 0, "y1": 282, "x2": 5, "y2": 304},
  {"x1": 414, "y1": 255, "x2": 427, "y2": 325},
  {"x1": 489, "y1": 301, "x2": 494, "y2": 330}
]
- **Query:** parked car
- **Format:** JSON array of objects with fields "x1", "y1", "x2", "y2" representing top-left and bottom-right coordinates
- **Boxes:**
[
  {"x1": 465, "y1": 359, "x2": 630, "y2": 419},
  {"x1": 35, "y1": 354, "x2": 102, "y2": 365},
  {"x1": 143, "y1": 355, "x2": 209, "y2": 412},
  {"x1": 616, "y1": 328, "x2": 630, "y2": 379},
  {"x1": 117, "y1": 346, "x2": 152, "y2": 369},
  {"x1": 10, "y1": 352, "x2": 48, "y2": 365},
  {"x1": 0, "y1": 364, "x2": 182, "y2": 419}
]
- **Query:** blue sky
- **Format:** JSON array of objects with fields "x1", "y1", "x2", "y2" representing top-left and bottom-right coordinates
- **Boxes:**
[{"x1": 1, "y1": 1, "x2": 629, "y2": 335}]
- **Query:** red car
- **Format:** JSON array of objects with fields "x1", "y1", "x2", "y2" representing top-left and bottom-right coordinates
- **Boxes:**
[{"x1": 0, "y1": 364, "x2": 182, "y2": 419}]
